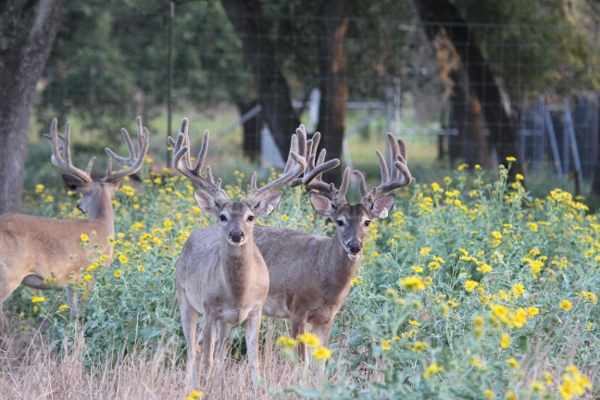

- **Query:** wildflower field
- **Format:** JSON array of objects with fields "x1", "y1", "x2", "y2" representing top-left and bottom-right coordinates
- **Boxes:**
[{"x1": 1, "y1": 157, "x2": 599, "y2": 399}]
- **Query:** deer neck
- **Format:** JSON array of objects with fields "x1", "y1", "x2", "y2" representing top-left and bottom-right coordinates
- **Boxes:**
[
  {"x1": 86, "y1": 192, "x2": 116, "y2": 242},
  {"x1": 322, "y1": 231, "x2": 361, "y2": 299},
  {"x1": 220, "y1": 235, "x2": 257, "y2": 301}
]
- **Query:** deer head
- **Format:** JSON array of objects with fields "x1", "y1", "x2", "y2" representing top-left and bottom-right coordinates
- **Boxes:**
[
  {"x1": 168, "y1": 118, "x2": 307, "y2": 246},
  {"x1": 44, "y1": 117, "x2": 149, "y2": 218},
  {"x1": 293, "y1": 129, "x2": 413, "y2": 261}
]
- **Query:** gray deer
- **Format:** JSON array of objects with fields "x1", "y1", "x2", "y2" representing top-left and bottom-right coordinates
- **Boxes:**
[{"x1": 169, "y1": 118, "x2": 308, "y2": 393}]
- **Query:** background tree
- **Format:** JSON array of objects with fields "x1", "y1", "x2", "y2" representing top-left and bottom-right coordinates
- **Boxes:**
[{"x1": 0, "y1": 0, "x2": 66, "y2": 214}]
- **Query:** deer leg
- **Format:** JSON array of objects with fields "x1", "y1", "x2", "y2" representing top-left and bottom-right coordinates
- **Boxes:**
[
  {"x1": 65, "y1": 286, "x2": 79, "y2": 317},
  {"x1": 179, "y1": 292, "x2": 200, "y2": 387},
  {"x1": 201, "y1": 314, "x2": 218, "y2": 385},
  {"x1": 245, "y1": 307, "x2": 263, "y2": 397},
  {"x1": 214, "y1": 320, "x2": 232, "y2": 392},
  {"x1": 313, "y1": 320, "x2": 334, "y2": 348},
  {"x1": 291, "y1": 312, "x2": 309, "y2": 363}
]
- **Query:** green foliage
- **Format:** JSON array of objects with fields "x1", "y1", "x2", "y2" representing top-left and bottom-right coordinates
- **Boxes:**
[{"x1": 11, "y1": 157, "x2": 599, "y2": 398}]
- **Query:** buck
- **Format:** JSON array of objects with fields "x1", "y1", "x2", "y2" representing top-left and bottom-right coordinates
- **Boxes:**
[
  {"x1": 253, "y1": 128, "x2": 414, "y2": 361},
  {"x1": 169, "y1": 119, "x2": 311, "y2": 393},
  {"x1": 0, "y1": 117, "x2": 149, "y2": 315}
]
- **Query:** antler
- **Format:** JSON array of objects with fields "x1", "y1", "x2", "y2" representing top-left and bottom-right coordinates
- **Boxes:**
[
  {"x1": 290, "y1": 125, "x2": 344, "y2": 206},
  {"x1": 168, "y1": 118, "x2": 231, "y2": 206},
  {"x1": 354, "y1": 132, "x2": 413, "y2": 206},
  {"x1": 44, "y1": 118, "x2": 95, "y2": 183},
  {"x1": 102, "y1": 116, "x2": 150, "y2": 182},
  {"x1": 245, "y1": 127, "x2": 307, "y2": 207}
]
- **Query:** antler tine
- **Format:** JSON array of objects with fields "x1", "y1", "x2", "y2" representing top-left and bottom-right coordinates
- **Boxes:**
[
  {"x1": 169, "y1": 119, "x2": 230, "y2": 205},
  {"x1": 246, "y1": 151, "x2": 306, "y2": 207},
  {"x1": 44, "y1": 118, "x2": 94, "y2": 183},
  {"x1": 331, "y1": 167, "x2": 351, "y2": 206},
  {"x1": 101, "y1": 116, "x2": 150, "y2": 182},
  {"x1": 361, "y1": 132, "x2": 414, "y2": 205}
]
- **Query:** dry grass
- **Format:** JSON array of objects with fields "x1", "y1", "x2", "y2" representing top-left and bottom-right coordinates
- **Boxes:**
[{"x1": 0, "y1": 316, "x2": 344, "y2": 399}]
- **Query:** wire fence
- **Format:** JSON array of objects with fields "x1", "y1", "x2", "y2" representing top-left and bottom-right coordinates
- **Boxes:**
[{"x1": 35, "y1": 3, "x2": 600, "y2": 184}]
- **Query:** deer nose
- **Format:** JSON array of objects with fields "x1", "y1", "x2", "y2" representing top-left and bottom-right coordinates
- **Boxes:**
[
  {"x1": 348, "y1": 241, "x2": 362, "y2": 254},
  {"x1": 230, "y1": 230, "x2": 244, "y2": 243}
]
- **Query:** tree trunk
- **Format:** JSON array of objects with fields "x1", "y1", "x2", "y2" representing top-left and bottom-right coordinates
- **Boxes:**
[
  {"x1": 448, "y1": 68, "x2": 493, "y2": 168},
  {"x1": 221, "y1": 0, "x2": 299, "y2": 156},
  {"x1": 237, "y1": 100, "x2": 263, "y2": 162},
  {"x1": 315, "y1": 0, "x2": 348, "y2": 186},
  {"x1": 0, "y1": 0, "x2": 66, "y2": 214},
  {"x1": 412, "y1": 0, "x2": 522, "y2": 178}
]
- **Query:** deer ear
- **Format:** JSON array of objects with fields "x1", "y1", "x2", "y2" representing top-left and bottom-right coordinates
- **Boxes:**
[
  {"x1": 62, "y1": 174, "x2": 88, "y2": 192},
  {"x1": 309, "y1": 192, "x2": 335, "y2": 218},
  {"x1": 193, "y1": 191, "x2": 220, "y2": 216},
  {"x1": 371, "y1": 194, "x2": 395, "y2": 219},
  {"x1": 254, "y1": 192, "x2": 282, "y2": 218},
  {"x1": 107, "y1": 178, "x2": 124, "y2": 194}
]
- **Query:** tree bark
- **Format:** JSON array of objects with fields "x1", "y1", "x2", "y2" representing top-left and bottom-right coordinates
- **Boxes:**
[
  {"x1": 448, "y1": 68, "x2": 493, "y2": 168},
  {"x1": 316, "y1": 0, "x2": 349, "y2": 186},
  {"x1": 412, "y1": 0, "x2": 522, "y2": 177},
  {"x1": 221, "y1": 0, "x2": 299, "y2": 156},
  {"x1": 0, "y1": 0, "x2": 66, "y2": 214}
]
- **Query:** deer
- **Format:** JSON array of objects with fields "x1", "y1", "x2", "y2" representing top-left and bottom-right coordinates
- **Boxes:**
[
  {"x1": 0, "y1": 116, "x2": 149, "y2": 316},
  {"x1": 169, "y1": 118, "x2": 309, "y2": 394},
  {"x1": 251, "y1": 127, "x2": 414, "y2": 361},
  {"x1": 179, "y1": 124, "x2": 413, "y2": 363}
]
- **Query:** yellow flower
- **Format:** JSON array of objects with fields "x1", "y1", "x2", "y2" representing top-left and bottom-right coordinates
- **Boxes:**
[
  {"x1": 506, "y1": 358, "x2": 520, "y2": 368},
  {"x1": 114, "y1": 269, "x2": 122, "y2": 278},
  {"x1": 581, "y1": 291, "x2": 597, "y2": 304},
  {"x1": 298, "y1": 332, "x2": 321, "y2": 348},
  {"x1": 312, "y1": 346, "x2": 332, "y2": 360},
  {"x1": 186, "y1": 390, "x2": 203, "y2": 399},
  {"x1": 543, "y1": 372, "x2": 554, "y2": 386},
  {"x1": 80, "y1": 233, "x2": 90, "y2": 242},
  {"x1": 465, "y1": 280, "x2": 479, "y2": 292},
  {"x1": 382, "y1": 340, "x2": 391, "y2": 351},
  {"x1": 473, "y1": 316, "x2": 484, "y2": 327},
  {"x1": 559, "y1": 299, "x2": 572, "y2": 311},
  {"x1": 423, "y1": 363, "x2": 444, "y2": 379},
  {"x1": 58, "y1": 304, "x2": 69, "y2": 312},
  {"x1": 471, "y1": 356, "x2": 483, "y2": 368},
  {"x1": 506, "y1": 156, "x2": 516, "y2": 162},
  {"x1": 420, "y1": 247, "x2": 431, "y2": 256},
  {"x1": 505, "y1": 391, "x2": 516, "y2": 400},
  {"x1": 527, "y1": 307, "x2": 539, "y2": 317},
  {"x1": 478, "y1": 264, "x2": 493, "y2": 273},
  {"x1": 530, "y1": 381, "x2": 545, "y2": 393},
  {"x1": 411, "y1": 266, "x2": 424, "y2": 273},
  {"x1": 409, "y1": 320, "x2": 420, "y2": 326},
  {"x1": 412, "y1": 342, "x2": 428, "y2": 353},
  {"x1": 275, "y1": 336, "x2": 298, "y2": 349},
  {"x1": 515, "y1": 173, "x2": 524, "y2": 180},
  {"x1": 500, "y1": 333, "x2": 510, "y2": 349},
  {"x1": 282, "y1": 214, "x2": 290, "y2": 222},
  {"x1": 484, "y1": 389, "x2": 494, "y2": 399},
  {"x1": 163, "y1": 219, "x2": 173, "y2": 228},
  {"x1": 512, "y1": 283, "x2": 525, "y2": 297},
  {"x1": 44, "y1": 195, "x2": 54, "y2": 203},
  {"x1": 83, "y1": 274, "x2": 92, "y2": 282},
  {"x1": 119, "y1": 255, "x2": 128, "y2": 264},
  {"x1": 31, "y1": 296, "x2": 46, "y2": 303},
  {"x1": 137, "y1": 265, "x2": 146, "y2": 271},
  {"x1": 399, "y1": 276, "x2": 425, "y2": 291},
  {"x1": 35, "y1": 184, "x2": 44, "y2": 194}
]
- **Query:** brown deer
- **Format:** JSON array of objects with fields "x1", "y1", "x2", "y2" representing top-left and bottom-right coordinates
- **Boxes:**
[
  {"x1": 169, "y1": 119, "x2": 309, "y2": 393},
  {"x1": 253, "y1": 129, "x2": 414, "y2": 361},
  {"x1": 0, "y1": 117, "x2": 149, "y2": 315}
]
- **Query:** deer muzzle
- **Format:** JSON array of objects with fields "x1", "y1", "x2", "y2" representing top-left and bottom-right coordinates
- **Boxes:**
[
  {"x1": 346, "y1": 240, "x2": 363, "y2": 261},
  {"x1": 229, "y1": 230, "x2": 245, "y2": 245}
]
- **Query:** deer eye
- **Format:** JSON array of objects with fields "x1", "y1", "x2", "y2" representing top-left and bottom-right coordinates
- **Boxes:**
[
  {"x1": 336, "y1": 220, "x2": 344, "y2": 226},
  {"x1": 219, "y1": 215, "x2": 227, "y2": 222},
  {"x1": 365, "y1": 220, "x2": 371, "y2": 227},
  {"x1": 247, "y1": 215, "x2": 255, "y2": 222}
]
